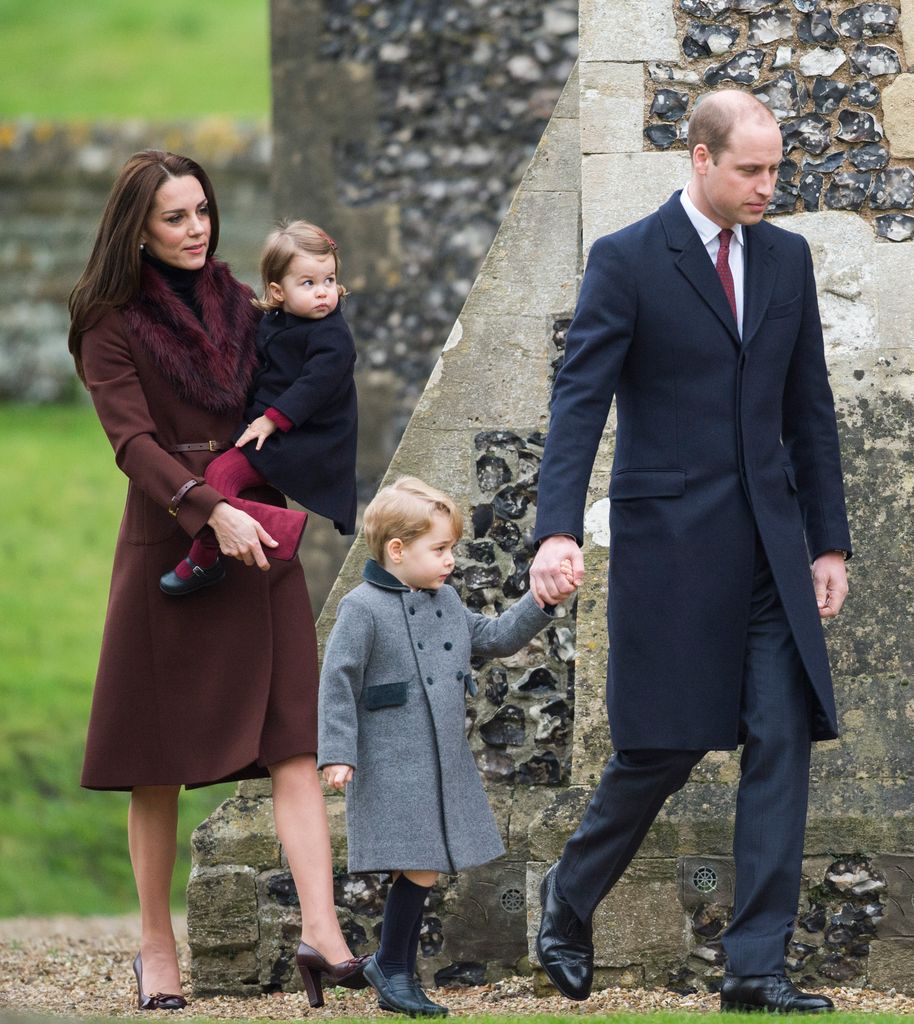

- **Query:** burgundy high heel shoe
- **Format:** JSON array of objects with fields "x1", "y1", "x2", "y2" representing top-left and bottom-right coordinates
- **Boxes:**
[
  {"x1": 132, "y1": 953, "x2": 187, "y2": 1011},
  {"x1": 294, "y1": 941, "x2": 371, "y2": 1008}
]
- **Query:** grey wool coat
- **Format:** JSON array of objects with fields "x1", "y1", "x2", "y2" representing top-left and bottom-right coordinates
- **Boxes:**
[{"x1": 318, "y1": 559, "x2": 555, "y2": 873}]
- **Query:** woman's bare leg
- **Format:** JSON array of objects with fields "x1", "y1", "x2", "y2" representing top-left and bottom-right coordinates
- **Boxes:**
[
  {"x1": 128, "y1": 785, "x2": 183, "y2": 994},
  {"x1": 270, "y1": 754, "x2": 353, "y2": 963}
]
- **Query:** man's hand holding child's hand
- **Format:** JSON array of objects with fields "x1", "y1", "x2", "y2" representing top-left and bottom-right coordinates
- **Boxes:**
[
  {"x1": 530, "y1": 536, "x2": 584, "y2": 608},
  {"x1": 322, "y1": 764, "x2": 353, "y2": 790}
]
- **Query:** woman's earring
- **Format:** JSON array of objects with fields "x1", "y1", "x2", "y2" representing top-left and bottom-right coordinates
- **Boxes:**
[{"x1": 139, "y1": 242, "x2": 145, "y2": 251}]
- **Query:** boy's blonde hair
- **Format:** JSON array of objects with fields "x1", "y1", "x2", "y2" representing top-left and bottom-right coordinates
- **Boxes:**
[
  {"x1": 363, "y1": 477, "x2": 464, "y2": 563},
  {"x1": 253, "y1": 220, "x2": 347, "y2": 312}
]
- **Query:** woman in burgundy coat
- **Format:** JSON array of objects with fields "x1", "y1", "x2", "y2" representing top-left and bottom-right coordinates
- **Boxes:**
[{"x1": 68, "y1": 151, "x2": 365, "y2": 1008}]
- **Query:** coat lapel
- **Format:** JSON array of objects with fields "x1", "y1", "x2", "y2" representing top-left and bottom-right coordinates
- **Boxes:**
[
  {"x1": 659, "y1": 193, "x2": 740, "y2": 349},
  {"x1": 741, "y1": 224, "x2": 778, "y2": 349}
]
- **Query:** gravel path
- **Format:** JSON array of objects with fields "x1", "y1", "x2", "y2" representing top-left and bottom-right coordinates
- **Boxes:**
[{"x1": 2, "y1": 916, "x2": 913, "y2": 1018}]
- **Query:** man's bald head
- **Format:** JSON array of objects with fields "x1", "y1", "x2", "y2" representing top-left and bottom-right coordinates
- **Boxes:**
[{"x1": 688, "y1": 90, "x2": 779, "y2": 162}]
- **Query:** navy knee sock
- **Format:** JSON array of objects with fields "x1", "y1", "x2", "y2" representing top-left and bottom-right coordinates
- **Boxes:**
[
  {"x1": 376, "y1": 875, "x2": 431, "y2": 978},
  {"x1": 406, "y1": 910, "x2": 424, "y2": 978}
]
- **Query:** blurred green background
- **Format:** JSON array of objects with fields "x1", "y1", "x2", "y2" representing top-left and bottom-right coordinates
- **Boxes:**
[
  {"x1": 0, "y1": 1, "x2": 270, "y2": 916},
  {"x1": 0, "y1": 0, "x2": 270, "y2": 118}
]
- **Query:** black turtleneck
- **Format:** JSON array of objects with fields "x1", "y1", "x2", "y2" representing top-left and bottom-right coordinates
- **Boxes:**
[{"x1": 142, "y1": 249, "x2": 205, "y2": 324}]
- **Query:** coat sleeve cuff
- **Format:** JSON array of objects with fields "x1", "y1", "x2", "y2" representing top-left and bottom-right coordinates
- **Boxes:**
[
  {"x1": 265, "y1": 406, "x2": 294, "y2": 432},
  {"x1": 177, "y1": 483, "x2": 225, "y2": 539}
]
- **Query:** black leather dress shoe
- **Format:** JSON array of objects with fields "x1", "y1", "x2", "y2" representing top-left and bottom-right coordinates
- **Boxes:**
[
  {"x1": 159, "y1": 557, "x2": 225, "y2": 596},
  {"x1": 364, "y1": 956, "x2": 448, "y2": 1017},
  {"x1": 535, "y1": 863, "x2": 594, "y2": 1001},
  {"x1": 720, "y1": 974, "x2": 835, "y2": 1013}
]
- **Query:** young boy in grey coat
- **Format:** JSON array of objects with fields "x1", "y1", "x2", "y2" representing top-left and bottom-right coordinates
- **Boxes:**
[{"x1": 319, "y1": 476, "x2": 576, "y2": 1017}]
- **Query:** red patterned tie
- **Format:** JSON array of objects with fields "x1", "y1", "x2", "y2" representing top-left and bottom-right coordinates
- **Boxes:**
[{"x1": 716, "y1": 228, "x2": 738, "y2": 324}]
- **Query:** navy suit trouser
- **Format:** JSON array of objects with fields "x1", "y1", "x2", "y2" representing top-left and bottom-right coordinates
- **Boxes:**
[{"x1": 555, "y1": 539, "x2": 813, "y2": 976}]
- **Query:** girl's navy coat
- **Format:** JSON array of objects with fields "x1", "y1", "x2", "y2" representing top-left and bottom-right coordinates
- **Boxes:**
[{"x1": 240, "y1": 304, "x2": 358, "y2": 534}]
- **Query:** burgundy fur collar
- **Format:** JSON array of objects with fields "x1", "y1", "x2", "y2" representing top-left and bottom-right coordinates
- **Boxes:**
[{"x1": 121, "y1": 258, "x2": 260, "y2": 414}]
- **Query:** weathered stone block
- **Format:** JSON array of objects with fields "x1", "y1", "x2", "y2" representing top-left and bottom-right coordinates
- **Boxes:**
[
  {"x1": 467, "y1": 191, "x2": 582, "y2": 317},
  {"x1": 190, "y1": 796, "x2": 280, "y2": 870},
  {"x1": 186, "y1": 864, "x2": 259, "y2": 952},
  {"x1": 580, "y1": 0, "x2": 679, "y2": 62},
  {"x1": 882, "y1": 75, "x2": 914, "y2": 159},
  {"x1": 902, "y1": 0, "x2": 914, "y2": 63},
  {"x1": 583, "y1": 152, "x2": 691, "y2": 245},
  {"x1": 508, "y1": 786, "x2": 565, "y2": 860},
  {"x1": 415, "y1": 315, "x2": 555, "y2": 429},
  {"x1": 256, "y1": 868, "x2": 304, "y2": 991},
  {"x1": 191, "y1": 949, "x2": 260, "y2": 997},
  {"x1": 868, "y1": 938, "x2": 914, "y2": 994},
  {"x1": 519, "y1": 117, "x2": 581, "y2": 193},
  {"x1": 580, "y1": 62, "x2": 644, "y2": 155},
  {"x1": 440, "y1": 861, "x2": 529, "y2": 970},
  {"x1": 236, "y1": 778, "x2": 273, "y2": 799}
]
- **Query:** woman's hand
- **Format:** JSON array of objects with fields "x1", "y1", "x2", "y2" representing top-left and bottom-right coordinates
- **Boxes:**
[
  {"x1": 207, "y1": 500, "x2": 278, "y2": 570},
  {"x1": 322, "y1": 764, "x2": 353, "y2": 790},
  {"x1": 236, "y1": 415, "x2": 277, "y2": 451}
]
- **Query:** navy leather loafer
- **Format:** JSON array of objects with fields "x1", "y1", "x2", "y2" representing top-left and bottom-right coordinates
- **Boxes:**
[
  {"x1": 365, "y1": 956, "x2": 448, "y2": 1017},
  {"x1": 721, "y1": 974, "x2": 835, "y2": 1013}
]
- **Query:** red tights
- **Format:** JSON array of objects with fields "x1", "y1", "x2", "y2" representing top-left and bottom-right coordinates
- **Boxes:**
[{"x1": 174, "y1": 448, "x2": 306, "y2": 579}]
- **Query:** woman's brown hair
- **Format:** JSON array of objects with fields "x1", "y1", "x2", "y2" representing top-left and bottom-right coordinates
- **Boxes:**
[{"x1": 67, "y1": 150, "x2": 220, "y2": 384}]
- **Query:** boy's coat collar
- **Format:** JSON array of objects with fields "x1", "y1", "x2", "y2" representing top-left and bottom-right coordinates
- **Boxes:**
[
  {"x1": 362, "y1": 558, "x2": 411, "y2": 592},
  {"x1": 362, "y1": 558, "x2": 443, "y2": 595}
]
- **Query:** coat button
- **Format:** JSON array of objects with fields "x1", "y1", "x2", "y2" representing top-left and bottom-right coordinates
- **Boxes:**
[
  {"x1": 426, "y1": 676, "x2": 434, "y2": 686},
  {"x1": 444, "y1": 642, "x2": 452, "y2": 650},
  {"x1": 436, "y1": 610, "x2": 443, "y2": 618},
  {"x1": 456, "y1": 671, "x2": 463, "y2": 681},
  {"x1": 409, "y1": 607, "x2": 416, "y2": 615},
  {"x1": 417, "y1": 642, "x2": 424, "y2": 650}
]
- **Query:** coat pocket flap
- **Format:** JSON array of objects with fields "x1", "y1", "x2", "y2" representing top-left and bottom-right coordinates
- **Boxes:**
[
  {"x1": 610, "y1": 469, "x2": 686, "y2": 500},
  {"x1": 766, "y1": 296, "x2": 801, "y2": 320},
  {"x1": 783, "y1": 463, "x2": 798, "y2": 492},
  {"x1": 364, "y1": 680, "x2": 409, "y2": 710}
]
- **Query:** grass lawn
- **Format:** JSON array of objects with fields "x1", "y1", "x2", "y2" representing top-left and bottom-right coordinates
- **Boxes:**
[
  {"x1": 70, "y1": 1016, "x2": 914, "y2": 1023},
  {"x1": 0, "y1": 402, "x2": 234, "y2": 916},
  {"x1": 0, "y1": 0, "x2": 269, "y2": 118}
]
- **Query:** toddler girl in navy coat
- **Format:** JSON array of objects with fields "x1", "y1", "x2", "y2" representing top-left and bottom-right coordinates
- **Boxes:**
[
  {"x1": 318, "y1": 477, "x2": 576, "y2": 1016},
  {"x1": 161, "y1": 221, "x2": 358, "y2": 595}
]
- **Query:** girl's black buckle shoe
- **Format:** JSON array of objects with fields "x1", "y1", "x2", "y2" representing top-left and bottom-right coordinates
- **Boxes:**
[{"x1": 159, "y1": 557, "x2": 225, "y2": 596}]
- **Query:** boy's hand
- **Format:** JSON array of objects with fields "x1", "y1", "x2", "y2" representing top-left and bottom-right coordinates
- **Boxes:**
[
  {"x1": 559, "y1": 558, "x2": 578, "y2": 588},
  {"x1": 236, "y1": 415, "x2": 277, "y2": 451},
  {"x1": 322, "y1": 764, "x2": 353, "y2": 790}
]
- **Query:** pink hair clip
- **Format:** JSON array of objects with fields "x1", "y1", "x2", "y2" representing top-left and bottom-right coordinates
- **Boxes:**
[{"x1": 319, "y1": 230, "x2": 338, "y2": 251}]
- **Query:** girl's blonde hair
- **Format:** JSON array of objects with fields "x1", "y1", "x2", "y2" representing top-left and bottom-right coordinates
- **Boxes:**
[
  {"x1": 253, "y1": 220, "x2": 347, "y2": 312},
  {"x1": 363, "y1": 477, "x2": 464, "y2": 564}
]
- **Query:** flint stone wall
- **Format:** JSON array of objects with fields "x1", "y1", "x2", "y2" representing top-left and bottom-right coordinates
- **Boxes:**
[{"x1": 187, "y1": 0, "x2": 913, "y2": 999}]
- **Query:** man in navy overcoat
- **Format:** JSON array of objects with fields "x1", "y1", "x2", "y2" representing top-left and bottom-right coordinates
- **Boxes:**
[{"x1": 530, "y1": 91, "x2": 851, "y2": 1013}]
